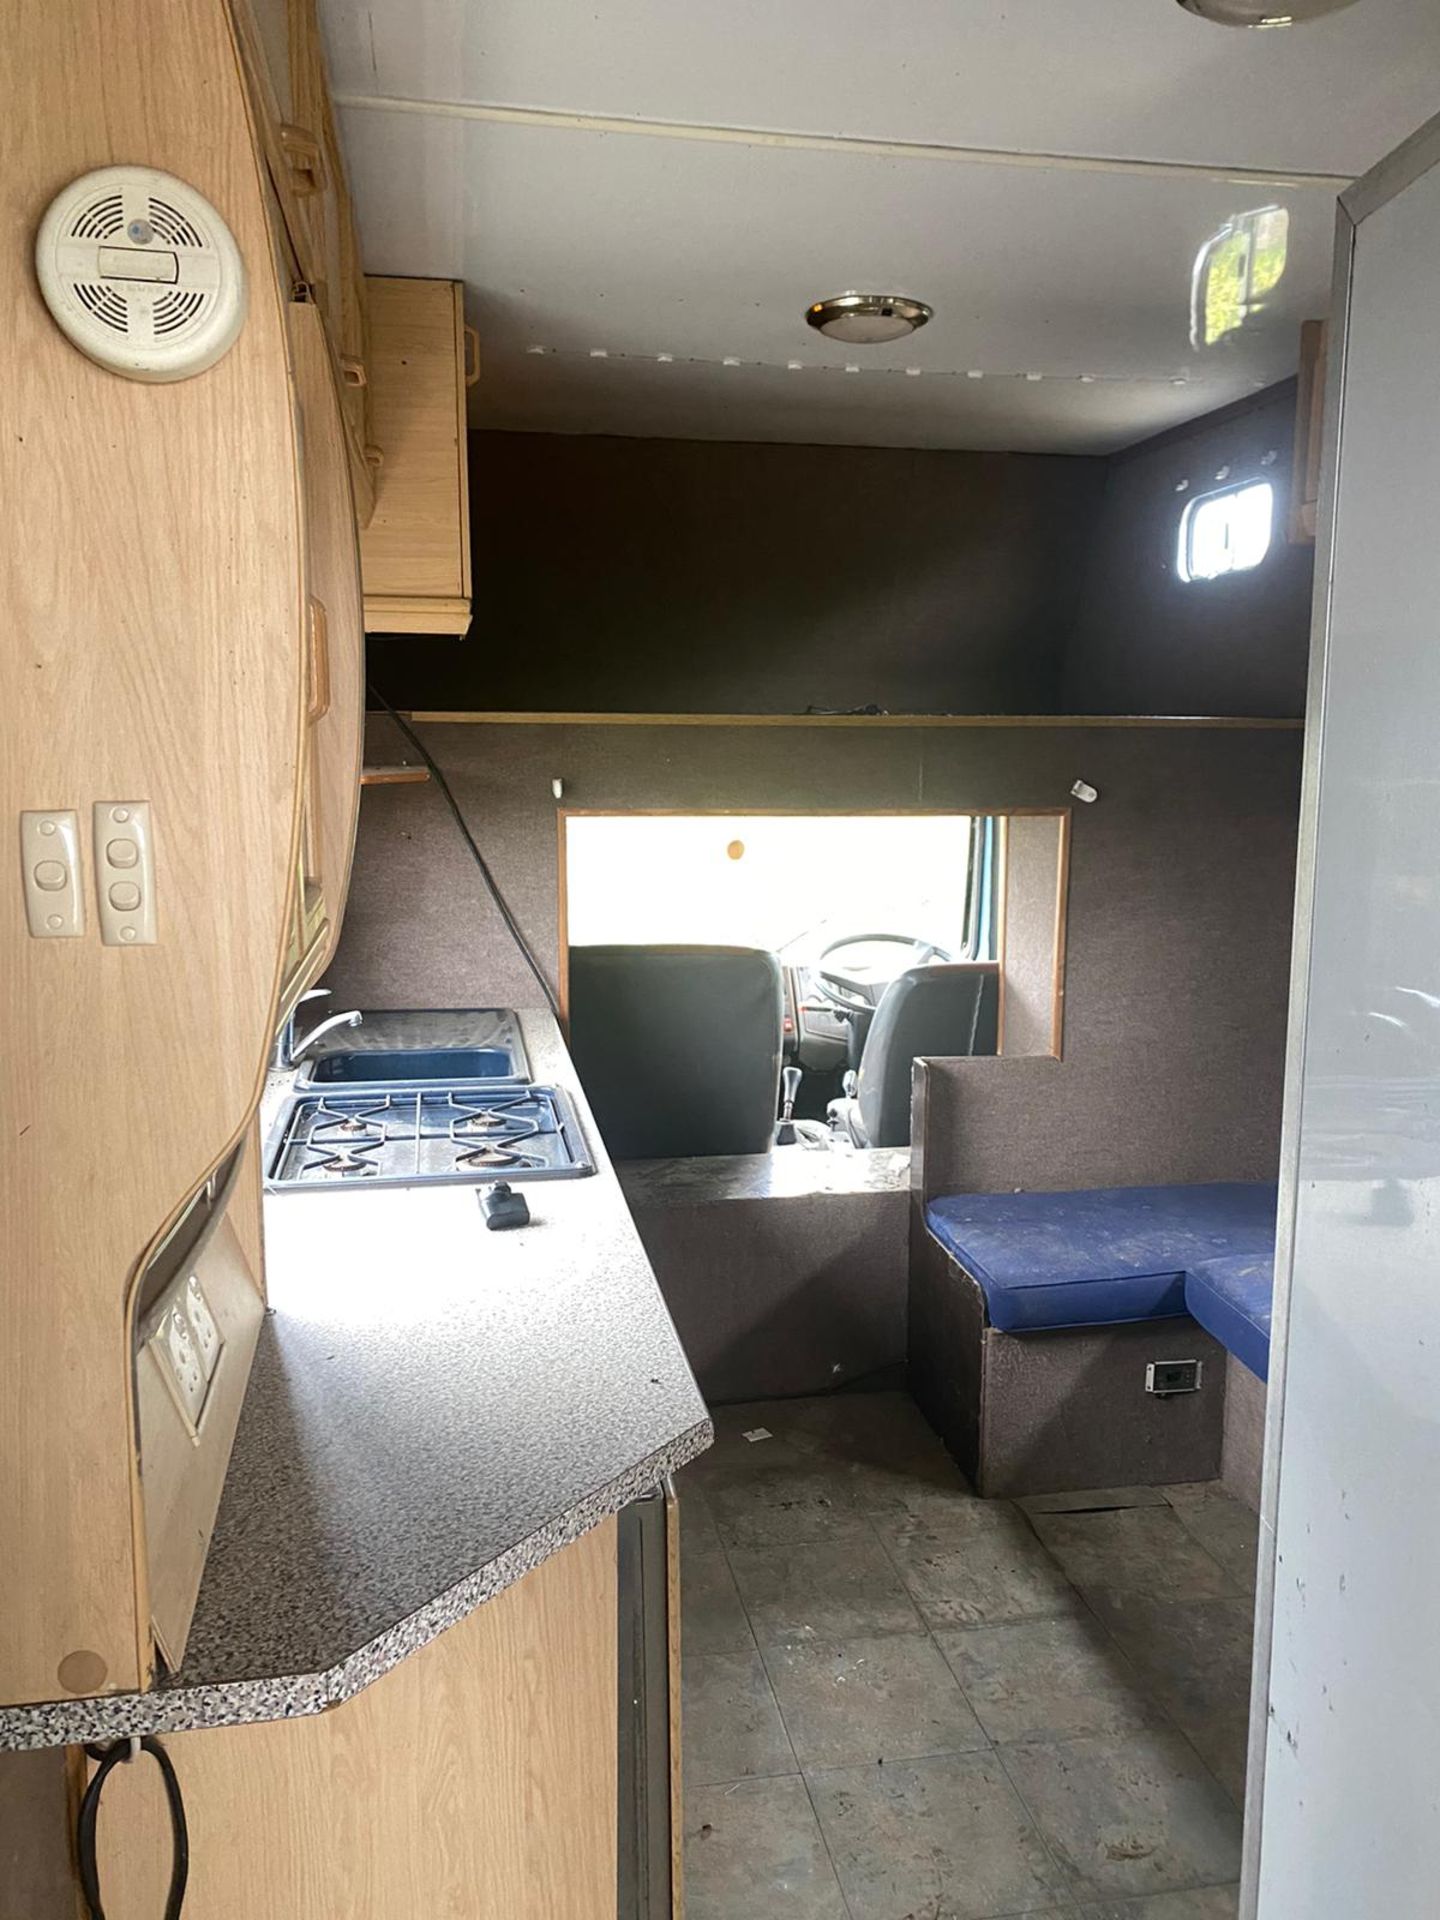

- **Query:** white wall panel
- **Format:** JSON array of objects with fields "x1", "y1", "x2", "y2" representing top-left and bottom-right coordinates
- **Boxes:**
[{"x1": 1255, "y1": 119, "x2": 1440, "y2": 1915}]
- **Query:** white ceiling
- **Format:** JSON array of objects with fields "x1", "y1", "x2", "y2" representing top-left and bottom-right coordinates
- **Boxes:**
[{"x1": 323, "y1": 0, "x2": 1440, "y2": 453}]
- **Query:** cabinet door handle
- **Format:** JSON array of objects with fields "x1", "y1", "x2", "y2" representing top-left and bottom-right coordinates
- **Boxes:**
[
  {"x1": 307, "y1": 597, "x2": 331, "y2": 722},
  {"x1": 339, "y1": 356, "x2": 367, "y2": 389},
  {"x1": 463, "y1": 324, "x2": 481, "y2": 388},
  {"x1": 279, "y1": 124, "x2": 327, "y2": 197}
]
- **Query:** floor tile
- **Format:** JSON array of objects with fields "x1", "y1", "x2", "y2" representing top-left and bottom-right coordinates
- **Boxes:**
[
  {"x1": 677, "y1": 1474, "x2": 720, "y2": 1540},
  {"x1": 876, "y1": 1507, "x2": 1083, "y2": 1628},
  {"x1": 1182, "y1": 1720, "x2": 1250, "y2": 1814},
  {"x1": 682, "y1": 1649, "x2": 797, "y2": 1788},
  {"x1": 684, "y1": 1421, "x2": 811, "y2": 1481},
  {"x1": 681, "y1": 1537, "x2": 756, "y2": 1655},
  {"x1": 936, "y1": 1614, "x2": 1163, "y2": 1748},
  {"x1": 808, "y1": 1750, "x2": 1069, "y2": 1920},
  {"x1": 1078, "y1": 1888, "x2": 1239, "y2": 1919},
  {"x1": 1088, "y1": 1592, "x2": 1254, "y2": 1728},
  {"x1": 1020, "y1": 1487, "x2": 1172, "y2": 1515},
  {"x1": 1000, "y1": 1730, "x2": 1244, "y2": 1900},
  {"x1": 705, "y1": 1461, "x2": 873, "y2": 1550},
  {"x1": 729, "y1": 1533, "x2": 924, "y2": 1644},
  {"x1": 1162, "y1": 1487, "x2": 1260, "y2": 1595},
  {"x1": 1088, "y1": 1593, "x2": 1254, "y2": 1805},
  {"x1": 685, "y1": 1774, "x2": 848, "y2": 1920},
  {"x1": 784, "y1": 1390, "x2": 958, "y2": 1473},
  {"x1": 843, "y1": 1456, "x2": 990, "y2": 1522},
  {"x1": 764, "y1": 1632, "x2": 988, "y2": 1770},
  {"x1": 1029, "y1": 1508, "x2": 1238, "y2": 1607}
]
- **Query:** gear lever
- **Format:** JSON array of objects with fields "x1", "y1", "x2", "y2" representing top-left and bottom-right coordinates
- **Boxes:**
[{"x1": 776, "y1": 1065, "x2": 803, "y2": 1145}]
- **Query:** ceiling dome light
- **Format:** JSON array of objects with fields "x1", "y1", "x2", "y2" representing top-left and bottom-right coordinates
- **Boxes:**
[
  {"x1": 805, "y1": 293, "x2": 933, "y2": 344},
  {"x1": 1175, "y1": 0, "x2": 1360, "y2": 24}
]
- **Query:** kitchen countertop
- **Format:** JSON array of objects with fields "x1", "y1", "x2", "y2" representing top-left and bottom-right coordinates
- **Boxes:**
[
  {"x1": 0, "y1": 1009, "x2": 710, "y2": 1750},
  {"x1": 618, "y1": 1144, "x2": 910, "y2": 1206}
]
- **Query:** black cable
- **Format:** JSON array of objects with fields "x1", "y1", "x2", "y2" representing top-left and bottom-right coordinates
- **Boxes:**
[
  {"x1": 366, "y1": 686, "x2": 561, "y2": 1022},
  {"x1": 78, "y1": 1736, "x2": 189, "y2": 1919}
]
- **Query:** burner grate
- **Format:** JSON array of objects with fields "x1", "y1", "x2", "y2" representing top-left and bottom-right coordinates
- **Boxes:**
[{"x1": 268, "y1": 1083, "x2": 594, "y2": 1189}]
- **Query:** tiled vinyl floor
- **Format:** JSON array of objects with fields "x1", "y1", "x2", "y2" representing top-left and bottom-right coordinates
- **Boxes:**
[{"x1": 679, "y1": 1392, "x2": 1257, "y2": 1920}]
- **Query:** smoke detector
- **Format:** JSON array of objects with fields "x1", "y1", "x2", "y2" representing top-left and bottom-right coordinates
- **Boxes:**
[
  {"x1": 35, "y1": 165, "x2": 246, "y2": 381},
  {"x1": 805, "y1": 293, "x2": 933, "y2": 345},
  {"x1": 1175, "y1": 0, "x2": 1360, "y2": 23}
]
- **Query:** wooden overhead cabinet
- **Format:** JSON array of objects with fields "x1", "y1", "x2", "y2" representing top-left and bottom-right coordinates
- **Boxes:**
[
  {"x1": 229, "y1": 0, "x2": 377, "y2": 524},
  {"x1": 360, "y1": 276, "x2": 475, "y2": 636}
]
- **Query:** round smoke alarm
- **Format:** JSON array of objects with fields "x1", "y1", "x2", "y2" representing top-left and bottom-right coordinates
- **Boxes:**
[{"x1": 35, "y1": 165, "x2": 246, "y2": 382}]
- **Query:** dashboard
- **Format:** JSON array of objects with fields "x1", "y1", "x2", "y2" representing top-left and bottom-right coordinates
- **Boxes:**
[{"x1": 783, "y1": 964, "x2": 851, "y2": 1070}]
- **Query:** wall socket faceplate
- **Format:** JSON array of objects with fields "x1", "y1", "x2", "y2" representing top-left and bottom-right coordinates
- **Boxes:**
[
  {"x1": 1146, "y1": 1358, "x2": 1204, "y2": 1396},
  {"x1": 147, "y1": 1272, "x2": 225, "y2": 1438}
]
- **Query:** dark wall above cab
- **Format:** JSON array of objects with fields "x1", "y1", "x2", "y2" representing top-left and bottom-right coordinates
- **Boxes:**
[
  {"x1": 366, "y1": 383, "x2": 1317, "y2": 722},
  {"x1": 1064, "y1": 381, "x2": 1315, "y2": 719},
  {"x1": 367, "y1": 433, "x2": 1108, "y2": 717}
]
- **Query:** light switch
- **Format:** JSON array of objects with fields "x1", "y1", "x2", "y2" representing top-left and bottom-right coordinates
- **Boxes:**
[
  {"x1": 20, "y1": 810, "x2": 83, "y2": 937},
  {"x1": 93, "y1": 802, "x2": 156, "y2": 946}
]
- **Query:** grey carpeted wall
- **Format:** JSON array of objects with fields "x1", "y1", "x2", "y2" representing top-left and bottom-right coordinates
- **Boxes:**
[{"x1": 329, "y1": 720, "x2": 1302, "y2": 1190}]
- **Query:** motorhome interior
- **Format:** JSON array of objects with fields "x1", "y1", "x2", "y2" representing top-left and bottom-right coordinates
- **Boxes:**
[{"x1": 4, "y1": 3, "x2": 1439, "y2": 1916}]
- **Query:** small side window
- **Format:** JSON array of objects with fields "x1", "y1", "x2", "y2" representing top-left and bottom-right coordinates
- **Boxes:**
[{"x1": 1178, "y1": 479, "x2": 1274, "y2": 583}]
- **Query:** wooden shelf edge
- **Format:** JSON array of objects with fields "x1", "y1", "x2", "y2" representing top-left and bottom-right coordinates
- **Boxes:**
[
  {"x1": 395, "y1": 711, "x2": 1305, "y2": 731},
  {"x1": 360, "y1": 764, "x2": 431, "y2": 785},
  {"x1": 363, "y1": 596, "x2": 471, "y2": 636}
]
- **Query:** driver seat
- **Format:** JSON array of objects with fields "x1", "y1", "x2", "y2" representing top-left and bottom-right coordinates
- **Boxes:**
[{"x1": 832, "y1": 964, "x2": 999, "y2": 1149}]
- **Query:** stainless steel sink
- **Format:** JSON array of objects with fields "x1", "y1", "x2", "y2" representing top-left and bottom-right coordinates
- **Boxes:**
[
  {"x1": 304, "y1": 1046, "x2": 520, "y2": 1086},
  {"x1": 297, "y1": 1009, "x2": 531, "y2": 1087}
]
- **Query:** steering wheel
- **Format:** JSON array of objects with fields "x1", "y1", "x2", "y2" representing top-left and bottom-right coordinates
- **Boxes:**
[{"x1": 813, "y1": 932, "x2": 953, "y2": 1013}]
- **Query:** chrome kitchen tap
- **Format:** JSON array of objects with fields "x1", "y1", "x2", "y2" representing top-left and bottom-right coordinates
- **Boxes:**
[{"x1": 274, "y1": 989, "x2": 363, "y2": 1070}]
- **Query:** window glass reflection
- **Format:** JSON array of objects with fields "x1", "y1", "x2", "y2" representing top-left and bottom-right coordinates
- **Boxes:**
[{"x1": 1191, "y1": 207, "x2": 1290, "y2": 349}]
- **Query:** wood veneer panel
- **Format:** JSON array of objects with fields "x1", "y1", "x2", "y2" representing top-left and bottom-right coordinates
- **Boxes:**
[
  {"x1": 91, "y1": 1522, "x2": 618, "y2": 1919},
  {"x1": 1, "y1": 0, "x2": 304, "y2": 1703}
]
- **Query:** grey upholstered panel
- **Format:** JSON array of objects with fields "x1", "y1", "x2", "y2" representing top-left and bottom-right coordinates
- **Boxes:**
[
  {"x1": 1220, "y1": 1351, "x2": 1267, "y2": 1511},
  {"x1": 629, "y1": 1187, "x2": 908, "y2": 1403},
  {"x1": 567, "y1": 945, "x2": 783, "y2": 1159}
]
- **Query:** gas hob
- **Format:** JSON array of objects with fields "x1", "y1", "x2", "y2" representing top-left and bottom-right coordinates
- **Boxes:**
[{"x1": 267, "y1": 1086, "x2": 594, "y2": 1190}]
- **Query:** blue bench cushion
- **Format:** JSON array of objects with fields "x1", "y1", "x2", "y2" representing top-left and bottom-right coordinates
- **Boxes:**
[
  {"x1": 924, "y1": 1182, "x2": 1277, "y2": 1335},
  {"x1": 1184, "y1": 1254, "x2": 1273, "y2": 1382}
]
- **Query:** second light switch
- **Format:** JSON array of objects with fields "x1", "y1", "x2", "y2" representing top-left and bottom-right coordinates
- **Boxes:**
[{"x1": 94, "y1": 802, "x2": 156, "y2": 946}]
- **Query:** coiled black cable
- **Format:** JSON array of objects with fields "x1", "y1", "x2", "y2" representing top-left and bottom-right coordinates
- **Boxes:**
[{"x1": 77, "y1": 1736, "x2": 189, "y2": 1919}]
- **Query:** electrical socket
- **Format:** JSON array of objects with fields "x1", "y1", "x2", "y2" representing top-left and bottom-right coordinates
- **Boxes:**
[
  {"x1": 184, "y1": 1275, "x2": 222, "y2": 1382},
  {"x1": 153, "y1": 1304, "x2": 207, "y2": 1430}
]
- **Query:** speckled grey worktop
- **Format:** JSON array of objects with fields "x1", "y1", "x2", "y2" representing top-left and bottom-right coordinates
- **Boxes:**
[
  {"x1": 618, "y1": 1144, "x2": 910, "y2": 1206},
  {"x1": 0, "y1": 1009, "x2": 710, "y2": 1751}
]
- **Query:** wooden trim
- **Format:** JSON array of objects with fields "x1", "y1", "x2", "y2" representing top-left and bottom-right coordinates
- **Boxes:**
[
  {"x1": 1288, "y1": 319, "x2": 1328, "y2": 548},
  {"x1": 359, "y1": 764, "x2": 430, "y2": 785},
  {"x1": 556, "y1": 809, "x2": 1060, "y2": 1051},
  {"x1": 363, "y1": 596, "x2": 471, "y2": 635},
  {"x1": 993, "y1": 814, "x2": 1009, "y2": 1058},
  {"x1": 1052, "y1": 811, "x2": 1072, "y2": 1060},
  {"x1": 559, "y1": 806, "x2": 1074, "y2": 820},
  {"x1": 406, "y1": 710, "x2": 1304, "y2": 730},
  {"x1": 453, "y1": 286, "x2": 473, "y2": 602},
  {"x1": 666, "y1": 1485, "x2": 684, "y2": 1920},
  {"x1": 556, "y1": 805, "x2": 571, "y2": 1030}
]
